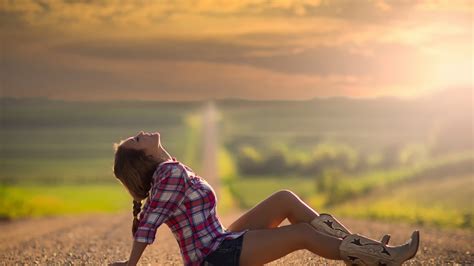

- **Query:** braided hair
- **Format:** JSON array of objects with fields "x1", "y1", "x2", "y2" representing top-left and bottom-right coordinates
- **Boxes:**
[
  {"x1": 132, "y1": 200, "x2": 142, "y2": 235},
  {"x1": 113, "y1": 142, "x2": 159, "y2": 237}
]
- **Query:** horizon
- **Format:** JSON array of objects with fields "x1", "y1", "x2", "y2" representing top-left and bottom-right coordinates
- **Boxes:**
[{"x1": 1, "y1": 86, "x2": 470, "y2": 103}]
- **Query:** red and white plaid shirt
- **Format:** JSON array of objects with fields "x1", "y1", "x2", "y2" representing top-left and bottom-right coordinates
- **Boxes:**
[{"x1": 134, "y1": 157, "x2": 247, "y2": 265}]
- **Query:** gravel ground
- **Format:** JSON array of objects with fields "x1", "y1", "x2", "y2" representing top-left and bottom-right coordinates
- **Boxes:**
[{"x1": 0, "y1": 212, "x2": 472, "y2": 265}]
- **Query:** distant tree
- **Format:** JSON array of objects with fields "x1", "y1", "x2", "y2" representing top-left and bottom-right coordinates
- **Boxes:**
[
  {"x1": 236, "y1": 144, "x2": 264, "y2": 175},
  {"x1": 303, "y1": 142, "x2": 359, "y2": 175}
]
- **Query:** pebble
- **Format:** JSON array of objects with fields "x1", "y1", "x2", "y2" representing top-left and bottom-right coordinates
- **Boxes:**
[{"x1": 1, "y1": 213, "x2": 473, "y2": 265}]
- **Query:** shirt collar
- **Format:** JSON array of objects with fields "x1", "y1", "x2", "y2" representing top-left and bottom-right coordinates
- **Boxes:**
[{"x1": 158, "y1": 157, "x2": 176, "y2": 167}]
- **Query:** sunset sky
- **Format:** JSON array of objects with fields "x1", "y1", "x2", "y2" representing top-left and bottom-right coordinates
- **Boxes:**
[{"x1": 1, "y1": 0, "x2": 472, "y2": 101}]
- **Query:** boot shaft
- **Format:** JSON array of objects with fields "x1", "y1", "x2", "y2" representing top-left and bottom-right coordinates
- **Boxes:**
[{"x1": 310, "y1": 213, "x2": 351, "y2": 239}]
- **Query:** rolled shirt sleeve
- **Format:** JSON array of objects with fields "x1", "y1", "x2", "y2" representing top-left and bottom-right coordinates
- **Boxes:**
[{"x1": 134, "y1": 164, "x2": 187, "y2": 244}]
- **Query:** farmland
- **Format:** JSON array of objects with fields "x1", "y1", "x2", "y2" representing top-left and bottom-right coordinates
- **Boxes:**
[{"x1": 1, "y1": 88, "x2": 472, "y2": 230}]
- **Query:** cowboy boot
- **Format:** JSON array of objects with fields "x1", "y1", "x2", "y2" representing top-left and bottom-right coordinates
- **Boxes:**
[
  {"x1": 310, "y1": 213, "x2": 352, "y2": 238},
  {"x1": 339, "y1": 230, "x2": 420, "y2": 266},
  {"x1": 310, "y1": 213, "x2": 391, "y2": 244}
]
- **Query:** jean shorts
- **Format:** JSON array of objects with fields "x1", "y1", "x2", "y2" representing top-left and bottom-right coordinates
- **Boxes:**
[{"x1": 201, "y1": 234, "x2": 246, "y2": 266}]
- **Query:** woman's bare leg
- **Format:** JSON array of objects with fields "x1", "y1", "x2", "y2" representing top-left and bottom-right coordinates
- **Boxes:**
[
  {"x1": 228, "y1": 189, "x2": 350, "y2": 232},
  {"x1": 239, "y1": 223, "x2": 342, "y2": 266}
]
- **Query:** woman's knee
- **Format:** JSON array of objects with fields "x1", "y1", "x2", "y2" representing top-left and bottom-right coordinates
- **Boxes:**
[{"x1": 273, "y1": 189, "x2": 299, "y2": 203}]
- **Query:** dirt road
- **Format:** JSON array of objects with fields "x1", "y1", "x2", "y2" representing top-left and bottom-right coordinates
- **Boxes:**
[{"x1": 1, "y1": 212, "x2": 472, "y2": 265}]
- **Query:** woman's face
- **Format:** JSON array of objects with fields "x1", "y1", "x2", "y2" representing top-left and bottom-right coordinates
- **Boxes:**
[{"x1": 121, "y1": 131, "x2": 161, "y2": 158}]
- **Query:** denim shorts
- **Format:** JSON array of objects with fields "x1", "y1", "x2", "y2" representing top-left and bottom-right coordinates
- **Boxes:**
[{"x1": 201, "y1": 234, "x2": 246, "y2": 266}]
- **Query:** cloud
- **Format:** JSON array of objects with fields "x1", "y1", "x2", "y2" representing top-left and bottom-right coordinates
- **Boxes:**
[
  {"x1": 2, "y1": 44, "x2": 374, "y2": 101},
  {"x1": 51, "y1": 35, "x2": 427, "y2": 79},
  {"x1": 0, "y1": 0, "x2": 471, "y2": 101},
  {"x1": 0, "y1": 0, "x2": 418, "y2": 32}
]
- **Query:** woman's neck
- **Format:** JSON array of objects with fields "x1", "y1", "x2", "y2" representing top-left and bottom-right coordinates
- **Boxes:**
[{"x1": 154, "y1": 145, "x2": 172, "y2": 163}]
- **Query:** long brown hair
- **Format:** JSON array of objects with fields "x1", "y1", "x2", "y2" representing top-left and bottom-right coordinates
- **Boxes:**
[{"x1": 113, "y1": 142, "x2": 159, "y2": 236}]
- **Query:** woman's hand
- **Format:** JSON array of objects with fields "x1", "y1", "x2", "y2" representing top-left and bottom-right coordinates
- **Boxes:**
[
  {"x1": 108, "y1": 260, "x2": 128, "y2": 266},
  {"x1": 109, "y1": 240, "x2": 147, "y2": 266}
]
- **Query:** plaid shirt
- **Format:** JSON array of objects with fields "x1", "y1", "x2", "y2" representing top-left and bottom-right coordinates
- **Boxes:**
[{"x1": 134, "y1": 157, "x2": 247, "y2": 266}]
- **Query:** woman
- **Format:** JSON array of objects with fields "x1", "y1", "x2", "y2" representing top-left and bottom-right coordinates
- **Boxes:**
[{"x1": 110, "y1": 131, "x2": 419, "y2": 266}]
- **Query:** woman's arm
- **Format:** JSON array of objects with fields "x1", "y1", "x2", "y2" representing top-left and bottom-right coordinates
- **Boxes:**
[
  {"x1": 109, "y1": 235, "x2": 148, "y2": 265},
  {"x1": 125, "y1": 164, "x2": 186, "y2": 265},
  {"x1": 127, "y1": 241, "x2": 148, "y2": 266}
]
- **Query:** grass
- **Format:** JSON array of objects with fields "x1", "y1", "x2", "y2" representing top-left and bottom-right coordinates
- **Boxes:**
[
  {"x1": 225, "y1": 153, "x2": 474, "y2": 229},
  {"x1": 227, "y1": 176, "x2": 316, "y2": 209},
  {"x1": 0, "y1": 126, "x2": 188, "y2": 184},
  {"x1": 0, "y1": 99, "x2": 206, "y2": 219},
  {"x1": 216, "y1": 146, "x2": 239, "y2": 215},
  {"x1": 319, "y1": 152, "x2": 474, "y2": 206},
  {"x1": 0, "y1": 98, "x2": 201, "y2": 184},
  {"x1": 331, "y1": 174, "x2": 474, "y2": 229},
  {"x1": 0, "y1": 183, "x2": 131, "y2": 219},
  {"x1": 1, "y1": 97, "x2": 472, "y2": 231},
  {"x1": 182, "y1": 114, "x2": 204, "y2": 173}
]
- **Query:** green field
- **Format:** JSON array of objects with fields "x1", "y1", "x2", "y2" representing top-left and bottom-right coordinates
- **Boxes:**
[
  {"x1": 227, "y1": 176, "x2": 316, "y2": 209},
  {"x1": 332, "y1": 174, "x2": 474, "y2": 228},
  {"x1": 317, "y1": 152, "x2": 474, "y2": 206},
  {"x1": 225, "y1": 172, "x2": 474, "y2": 229},
  {"x1": 1, "y1": 95, "x2": 472, "y2": 230},
  {"x1": 0, "y1": 98, "x2": 206, "y2": 220},
  {"x1": 0, "y1": 98, "x2": 203, "y2": 184},
  {"x1": 0, "y1": 183, "x2": 130, "y2": 219},
  {"x1": 225, "y1": 153, "x2": 474, "y2": 229}
]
